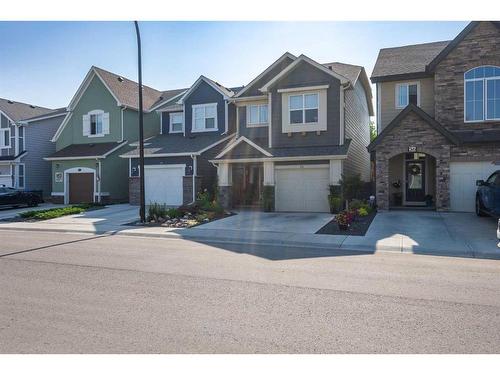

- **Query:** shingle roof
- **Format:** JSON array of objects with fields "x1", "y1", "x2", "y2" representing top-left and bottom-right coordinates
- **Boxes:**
[
  {"x1": 371, "y1": 41, "x2": 450, "y2": 82},
  {"x1": 323, "y1": 62, "x2": 362, "y2": 85},
  {"x1": 46, "y1": 141, "x2": 127, "y2": 159},
  {"x1": 0, "y1": 98, "x2": 53, "y2": 122},
  {"x1": 149, "y1": 88, "x2": 188, "y2": 111},
  {"x1": 121, "y1": 134, "x2": 234, "y2": 157},
  {"x1": 21, "y1": 107, "x2": 67, "y2": 122},
  {"x1": 93, "y1": 66, "x2": 163, "y2": 111}
]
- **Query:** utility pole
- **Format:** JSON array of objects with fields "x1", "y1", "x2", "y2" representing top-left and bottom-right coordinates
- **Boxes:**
[{"x1": 134, "y1": 21, "x2": 146, "y2": 222}]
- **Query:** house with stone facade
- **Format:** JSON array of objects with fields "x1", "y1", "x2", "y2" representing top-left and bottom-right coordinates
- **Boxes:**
[{"x1": 368, "y1": 21, "x2": 500, "y2": 213}]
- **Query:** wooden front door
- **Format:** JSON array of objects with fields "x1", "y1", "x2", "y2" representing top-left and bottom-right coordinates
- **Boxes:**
[{"x1": 68, "y1": 173, "x2": 94, "y2": 204}]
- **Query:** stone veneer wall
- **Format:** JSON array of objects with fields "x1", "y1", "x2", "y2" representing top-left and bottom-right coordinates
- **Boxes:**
[
  {"x1": 129, "y1": 177, "x2": 140, "y2": 205},
  {"x1": 374, "y1": 111, "x2": 452, "y2": 210}
]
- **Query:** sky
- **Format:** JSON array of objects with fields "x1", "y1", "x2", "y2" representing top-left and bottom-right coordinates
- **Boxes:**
[{"x1": 0, "y1": 21, "x2": 469, "y2": 109}]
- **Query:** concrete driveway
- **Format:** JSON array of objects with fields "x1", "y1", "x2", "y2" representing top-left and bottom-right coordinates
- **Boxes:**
[{"x1": 198, "y1": 210, "x2": 333, "y2": 234}]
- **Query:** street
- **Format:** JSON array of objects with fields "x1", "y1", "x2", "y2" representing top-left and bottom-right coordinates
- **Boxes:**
[{"x1": 1, "y1": 229, "x2": 500, "y2": 353}]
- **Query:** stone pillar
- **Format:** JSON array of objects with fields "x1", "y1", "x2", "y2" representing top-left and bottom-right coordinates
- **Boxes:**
[
  {"x1": 375, "y1": 152, "x2": 389, "y2": 210},
  {"x1": 435, "y1": 156, "x2": 450, "y2": 211},
  {"x1": 263, "y1": 161, "x2": 275, "y2": 212},
  {"x1": 129, "y1": 177, "x2": 140, "y2": 205},
  {"x1": 217, "y1": 163, "x2": 232, "y2": 209}
]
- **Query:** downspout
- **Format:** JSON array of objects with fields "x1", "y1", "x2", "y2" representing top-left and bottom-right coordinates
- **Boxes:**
[
  {"x1": 97, "y1": 158, "x2": 102, "y2": 203},
  {"x1": 190, "y1": 154, "x2": 197, "y2": 204}
]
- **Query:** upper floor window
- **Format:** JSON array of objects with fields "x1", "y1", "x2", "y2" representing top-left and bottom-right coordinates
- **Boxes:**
[
  {"x1": 17, "y1": 163, "x2": 25, "y2": 189},
  {"x1": 247, "y1": 104, "x2": 268, "y2": 127},
  {"x1": 192, "y1": 103, "x2": 217, "y2": 132},
  {"x1": 0, "y1": 128, "x2": 10, "y2": 149},
  {"x1": 83, "y1": 110, "x2": 110, "y2": 137},
  {"x1": 169, "y1": 112, "x2": 184, "y2": 133},
  {"x1": 18, "y1": 126, "x2": 25, "y2": 153},
  {"x1": 396, "y1": 82, "x2": 419, "y2": 109},
  {"x1": 289, "y1": 93, "x2": 319, "y2": 124},
  {"x1": 464, "y1": 66, "x2": 500, "y2": 122}
]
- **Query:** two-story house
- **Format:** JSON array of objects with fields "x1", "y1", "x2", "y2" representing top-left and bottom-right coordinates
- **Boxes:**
[
  {"x1": 212, "y1": 53, "x2": 373, "y2": 212},
  {"x1": 368, "y1": 21, "x2": 500, "y2": 212},
  {"x1": 46, "y1": 66, "x2": 164, "y2": 204},
  {"x1": 120, "y1": 75, "x2": 239, "y2": 206},
  {"x1": 1, "y1": 98, "x2": 64, "y2": 197}
]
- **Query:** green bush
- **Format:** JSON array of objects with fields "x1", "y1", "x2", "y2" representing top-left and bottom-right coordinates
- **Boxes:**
[
  {"x1": 166, "y1": 208, "x2": 182, "y2": 218},
  {"x1": 339, "y1": 174, "x2": 364, "y2": 202},
  {"x1": 18, "y1": 204, "x2": 103, "y2": 220},
  {"x1": 328, "y1": 196, "x2": 343, "y2": 214},
  {"x1": 358, "y1": 207, "x2": 369, "y2": 217},
  {"x1": 147, "y1": 202, "x2": 167, "y2": 222}
]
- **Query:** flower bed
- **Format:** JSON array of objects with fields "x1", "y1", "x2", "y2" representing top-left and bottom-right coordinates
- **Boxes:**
[{"x1": 8, "y1": 203, "x2": 105, "y2": 221}]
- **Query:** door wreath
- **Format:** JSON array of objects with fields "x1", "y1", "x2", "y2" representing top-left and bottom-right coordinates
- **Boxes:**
[{"x1": 409, "y1": 164, "x2": 421, "y2": 175}]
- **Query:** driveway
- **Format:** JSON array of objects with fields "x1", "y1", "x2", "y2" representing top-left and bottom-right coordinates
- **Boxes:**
[{"x1": 198, "y1": 210, "x2": 333, "y2": 234}]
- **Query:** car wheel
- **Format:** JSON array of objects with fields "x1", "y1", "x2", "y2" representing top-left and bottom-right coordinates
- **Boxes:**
[{"x1": 476, "y1": 196, "x2": 487, "y2": 217}]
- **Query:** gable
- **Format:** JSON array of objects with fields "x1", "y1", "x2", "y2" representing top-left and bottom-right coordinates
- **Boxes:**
[
  {"x1": 273, "y1": 60, "x2": 341, "y2": 89},
  {"x1": 184, "y1": 80, "x2": 224, "y2": 105}
]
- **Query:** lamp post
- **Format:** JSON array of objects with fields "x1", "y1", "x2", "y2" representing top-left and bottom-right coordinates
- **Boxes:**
[{"x1": 134, "y1": 21, "x2": 146, "y2": 222}]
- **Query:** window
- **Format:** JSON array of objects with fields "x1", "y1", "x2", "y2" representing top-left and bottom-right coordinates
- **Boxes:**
[
  {"x1": 247, "y1": 104, "x2": 268, "y2": 126},
  {"x1": 289, "y1": 93, "x2": 319, "y2": 124},
  {"x1": 17, "y1": 164, "x2": 25, "y2": 189},
  {"x1": 396, "y1": 83, "x2": 419, "y2": 108},
  {"x1": 169, "y1": 112, "x2": 184, "y2": 133},
  {"x1": 192, "y1": 103, "x2": 218, "y2": 132},
  {"x1": 465, "y1": 66, "x2": 500, "y2": 122},
  {"x1": 18, "y1": 126, "x2": 25, "y2": 153},
  {"x1": 0, "y1": 128, "x2": 10, "y2": 149},
  {"x1": 90, "y1": 113, "x2": 103, "y2": 135}
]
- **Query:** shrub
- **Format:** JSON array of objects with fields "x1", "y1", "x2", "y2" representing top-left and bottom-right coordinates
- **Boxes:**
[
  {"x1": 166, "y1": 208, "x2": 182, "y2": 218},
  {"x1": 339, "y1": 174, "x2": 364, "y2": 202},
  {"x1": 329, "y1": 196, "x2": 343, "y2": 214},
  {"x1": 358, "y1": 207, "x2": 369, "y2": 217},
  {"x1": 18, "y1": 204, "x2": 103, "y2": 220}
]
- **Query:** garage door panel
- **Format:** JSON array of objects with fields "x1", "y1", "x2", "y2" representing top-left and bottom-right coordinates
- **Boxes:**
[
  {"x1": 144, "y1": 166, "x2": 184, "y2": 206},
  {"x1": 450, "y1": 161, "x2": 500, "y2": 212},
  {"x1": 275, "y1": 166, "x2": 330, "y2": 212}
]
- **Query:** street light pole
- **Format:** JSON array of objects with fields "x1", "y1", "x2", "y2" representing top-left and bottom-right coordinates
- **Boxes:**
[{"x1": 134, "y1": 21, "x2": 146, "y2": 223}]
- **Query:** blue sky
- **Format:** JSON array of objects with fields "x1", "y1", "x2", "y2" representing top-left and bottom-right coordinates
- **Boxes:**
[{"x1": 0, "y1": 21, "x2": 468, "y2": 109}]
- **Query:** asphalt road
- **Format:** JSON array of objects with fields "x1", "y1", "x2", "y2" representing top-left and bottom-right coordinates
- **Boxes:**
[{"x1": 1, "y1": 229, "x2": 500, "y2": 353}]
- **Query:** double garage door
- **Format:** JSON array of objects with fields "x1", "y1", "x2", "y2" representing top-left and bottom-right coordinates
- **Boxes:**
[
  {"x1": 275, "y1": 165, "x2": 330, "y2": 212},
  {"x1": 144, "y1": 165, "x2": 184, "y2": 206},
  {"x1": 450, "y1": 161, "x2": 500, "y2": 212}
]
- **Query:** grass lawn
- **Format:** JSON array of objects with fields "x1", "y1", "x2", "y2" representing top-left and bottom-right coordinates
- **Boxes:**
[{"x1": 18, "y1": 203, "x2": 105, "y2": 221}]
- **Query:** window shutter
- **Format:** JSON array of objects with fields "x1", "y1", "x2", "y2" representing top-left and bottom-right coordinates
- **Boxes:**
[
  {"x1": 102, "y1": 113, "x2": 110, "y2": 134},
  {"x1": 83, "y1": 114, "x2": 91, "y2": 136}
]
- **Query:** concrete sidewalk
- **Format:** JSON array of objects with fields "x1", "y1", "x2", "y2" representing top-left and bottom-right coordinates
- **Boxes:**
[{"x1": 0, "y1": 206, "x2": 499, "y2": 259}]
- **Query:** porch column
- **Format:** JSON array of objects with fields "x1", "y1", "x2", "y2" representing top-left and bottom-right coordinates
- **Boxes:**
[
  {"x1": 217, "y1": 162, "x2": 232, "y2": 209},
  {"x1": 375, "y1": 152, "x2": 390, "y2": 210},
  {"x1": 263, "y1": 161, "x2": 275, "y2": 212}
]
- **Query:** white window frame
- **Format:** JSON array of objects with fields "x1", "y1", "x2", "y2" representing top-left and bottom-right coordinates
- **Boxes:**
[
  {"x1": 17, "y1": 163, "x2": 25, "y2": 189},
  {"x1": 89, "y1": 111, "x2": 104, "y2": 137},
  {"x1": 246, "y1": 104, "x2": 269, "y2": 128},
  {"x1": 191, "y1": 103, "x2": 218, "y2": 133},
  {"x1": 288, "y1": 93, "x2": 320, "y2": 125},
  {"x1": 395, "y1": 82, "x2": 420, "y2": 109},
  {"x1": 17, "y1": 125, "x2": 25, "y2": 153},
  {"x1": 0, "y1": 128, "x2": 11, "y2": 149},
  {"x1": 169, "y1": 112, "x2": 184, "y2": 133},
  {"x1": 464, "y1": 66, "x2": 500, "y2": 123}
]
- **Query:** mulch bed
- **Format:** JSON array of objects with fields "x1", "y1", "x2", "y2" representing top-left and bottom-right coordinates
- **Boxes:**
[
  {"x1": 316, "y1": 211, "x2": 377, "y2": 236},
  {"x1": 123, "y1": 212, "x2": 234, "y2": 228}
]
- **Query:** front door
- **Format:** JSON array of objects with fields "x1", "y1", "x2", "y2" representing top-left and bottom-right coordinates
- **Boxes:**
[{"x1": 405, "y1": 160, "x2": 425, "y2": 203}]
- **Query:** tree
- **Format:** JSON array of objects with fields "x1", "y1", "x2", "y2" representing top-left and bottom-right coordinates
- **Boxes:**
[{"x1": 369, "y1": 121, "x2": 377, "y2": 141}]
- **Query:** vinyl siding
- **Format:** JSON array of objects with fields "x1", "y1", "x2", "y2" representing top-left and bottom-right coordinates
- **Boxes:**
[{"x1": 343, "y1": 81, "x2": 371, "y2": 181}]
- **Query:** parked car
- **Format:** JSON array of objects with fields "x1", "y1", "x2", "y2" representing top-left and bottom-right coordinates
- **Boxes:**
[
  {"x1": 0, "y1": 187, "x2": 42, "y2": 208},
  {"x1": 476, "y1": 171, "x2": 500, "y2": 218}
]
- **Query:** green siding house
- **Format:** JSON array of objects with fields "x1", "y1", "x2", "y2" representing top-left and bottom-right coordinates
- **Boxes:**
[{"x1": 45, "y1": 66, "x2": 163, "y2": 204}]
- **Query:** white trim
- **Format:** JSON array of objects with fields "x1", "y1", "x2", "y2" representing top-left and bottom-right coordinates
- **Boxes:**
[
  {"x1": 395, "y1": 81, "x2": 420, "y2": 109},
  {"x1": 20, "y1": 111, "x2": 67, "y2": 124},
  {"x1": 231, "y1": 95, "x2": 268, "y2": 103},
  {"x1": 51, "y1": 192, "x2": 64, "y2": 196},
  {"x1": 211, "y1": 154, "x2": 348, "y2": 164},
  {"x1": 178, "y1": 76, "x2": 232, "y2": 104},
  {"x1": 277, "y1": 84, "x2": 329, "y2": 93},
  {"x1": 169, "y1": 112, "x2": 184, "y2": 134},
  {"x1": 0, "y1": 109, "x2": 15, "y2": 124},
  {"x1": 339, "y1": 86, "x2": 345, "y2": 146},
  {"x1": 215, "y1": 136, "x2": 273, "y2": 159},
  {"x1": 191, "y1": 155, "x2": 197, "y2": 204},
  {"x1": 160, "y1": 111, "x2": 163, "y2": 134},
  {"x1": 129, "y1": 157, "x2": 132, "y2": 178},
  {"x1": 148, "y1": 91, "x2": 187, "y2": 112},
  {"x1": 197, "y1": 134, "x2": 235, "y2": 154},
  {"x1": 260, "y1": 54, "x2": 349, "y2": 92},
  {"x1": 224, "y1": 101, "x2": 229, "y2": 135},
  {"x1": 275, "y1": 164, "x2": 329, "y2": 170},
  {"x1": 0, "y1": 127, "x2": 11, "y2": 149},
  {"x1": 268, "y1": 92, "x2": 272, "y2": 148},
  {"x1": 144, "y1": 164, "x2": 186, "y2": 170},
  {"x1": 191, "y1": 103, "x2": 218, "y2": 133},
  {"x1": 282, "y1": 90, "x2": 327, "y2": 133},
  {"x1": 63, "y1": 166, "x2": 96, "y2": 205},
  {"x1": 464, "y1": 67, "x2": 500, "y2": 123},
  {"x1": 246, "y1": 103, "x2": 269, "y2": 128},
  {"x1": 233, "y1": 52, "x2": 297, "y2": 98},
  {"x1": 376, "y1": 83, "x2": 381, "y2": 133}
]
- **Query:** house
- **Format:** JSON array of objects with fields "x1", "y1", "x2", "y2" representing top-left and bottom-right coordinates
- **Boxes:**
[
  {"x1": 120, "y1": 76, "x2": 240, "y2": 206},
  {"x1": 1, "y1": 98, "x2": 64, "y2": 197},
  {"x1": 46, "y1": 66, "x2": 164, "y2": 204},
  {"x1": 368, "y1": 21, "x2": 500, "y2": 212},
  {"x1": 211, "y1": 53, "x2": 374, "y2": 212}
]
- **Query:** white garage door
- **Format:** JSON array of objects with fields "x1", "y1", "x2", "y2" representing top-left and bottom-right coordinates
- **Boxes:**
[
  {"x1": 275, "y1": 165, "x2": 330, "y2": 212},
  {"x1": 144, "y1": 165, "x2": 184, "y2": 206},
  {"x1": 450, "y1": 161, "x2": 500, "y2": 212}
]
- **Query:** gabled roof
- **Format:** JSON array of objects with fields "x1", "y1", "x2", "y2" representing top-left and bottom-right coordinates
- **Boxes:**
[
  {"x1": 260, "y1": 54, "x2": 349, "y2": 92},
  {"x1": 44, "y1": 141, "x2": 127, "y2": 160},
  {"x1": 367, "y1": 104, "x2": 460, "y2": 152},
  {"x1": 0, "y1": 98, "x2": 53, "y2": 123},
  {"x1": 149, "y1": 88, "x2": 188, "y2": 112},
  {"x1": 371, "y1": 41, "x2": 449, "y2": 82},
  {"x1": 233, "y1": 52, "x2": 297, "y2": 99},
  {"x1": 177, "y1": 75, "x2": 235, "y2": 104},
  {"x1": 215, "y1": 136, "x2": 273, "y2": 159}
]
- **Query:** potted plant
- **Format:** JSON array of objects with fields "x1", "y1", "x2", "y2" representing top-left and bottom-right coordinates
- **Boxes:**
[
  {"x1": 336, "y1": 210, "x2": 351, "y2": 231},
  {"x1": 424, "y1": 194, "x2": 433, "y2": 207},
  {"x1": 329, "y1": 196, "x2": 342, "y2": 214}
]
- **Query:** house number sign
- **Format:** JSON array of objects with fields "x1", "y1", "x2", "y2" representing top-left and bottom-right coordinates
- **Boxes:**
[{"x1": 408, "y1": 146, "x2": 417, "y2": 152}]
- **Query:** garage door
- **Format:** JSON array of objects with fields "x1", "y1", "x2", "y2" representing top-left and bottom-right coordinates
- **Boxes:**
[
  {"x1": 68, "y1": 173, "x2": 94, "y2": 204},
  {"x1": 450, "y1": 161, "x2": 500, "y2": 212},
  {"x1": 144, "y1": 165, "x2": 184, "y2": 206},
  {"x1": 275, "y1": 165, "x2": 330, "y2": 212}
]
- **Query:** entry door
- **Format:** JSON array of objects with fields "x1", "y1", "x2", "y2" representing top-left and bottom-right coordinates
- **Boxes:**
[
  {"x1": 69, "y1": 173, "x2": 94, "y2": 204},
  {"x1": 405, "y1": 160, "x2": 425, "y2": 202}
]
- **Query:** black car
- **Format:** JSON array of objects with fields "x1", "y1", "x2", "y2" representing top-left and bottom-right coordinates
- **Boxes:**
[
  {"x1": 0, "y1": 187, "x2": 42, "y2": 208},
  {"x1": 476, "y1": 170, "x2": 500, "y2": 218}
]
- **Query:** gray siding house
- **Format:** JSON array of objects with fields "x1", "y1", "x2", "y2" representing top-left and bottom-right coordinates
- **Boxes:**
[{"x1": 0, "y1": 98, "x2": 65, "y2": 197}]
